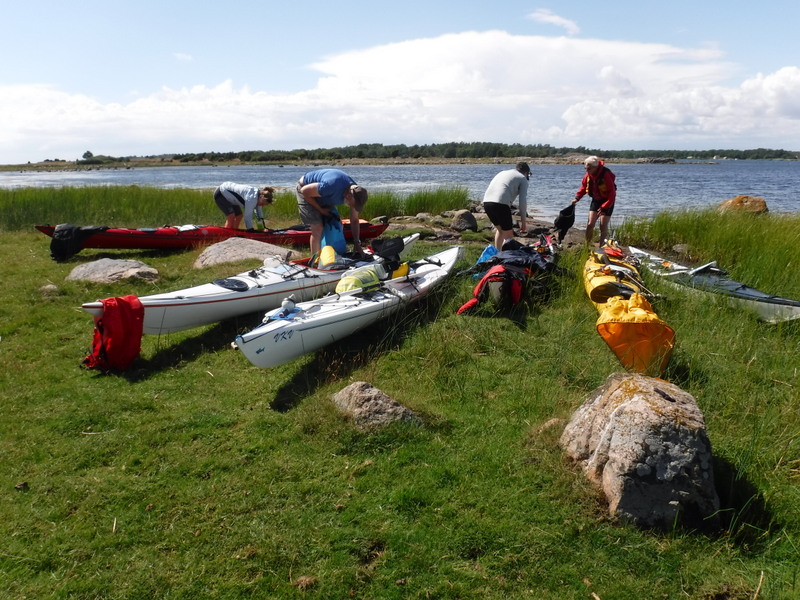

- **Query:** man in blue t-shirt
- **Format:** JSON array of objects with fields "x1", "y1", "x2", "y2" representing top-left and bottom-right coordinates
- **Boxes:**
[{"x1": 296, "y1": 169, "x2": 368, "y2": 255}]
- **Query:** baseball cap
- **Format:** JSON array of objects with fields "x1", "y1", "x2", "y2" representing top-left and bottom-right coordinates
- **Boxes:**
[
  {"x1": 515, "y1": 161, "x2": 531, "y2": 175},
  {"x1": 351, "y1": 185, "x2": 368, "y2": 212}
]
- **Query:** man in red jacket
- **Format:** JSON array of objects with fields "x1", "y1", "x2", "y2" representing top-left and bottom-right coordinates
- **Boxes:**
[{"x1": 572, "y1": 156, "x2": 616, "y2": 245}]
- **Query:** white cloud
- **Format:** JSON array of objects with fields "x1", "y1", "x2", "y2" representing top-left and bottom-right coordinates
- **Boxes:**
[
  {"x1": 526, "y1": 9, "x2": 580, "y2": 36},
  {"x1": 561, "y1": 66, "x2": 800, "y2": 146},
  {"x1": 173, "y1": 52, "x2": 193, "y2": 62},
  {"x1": 1, "y1": 31, "x2": 799, "y2": 163}
]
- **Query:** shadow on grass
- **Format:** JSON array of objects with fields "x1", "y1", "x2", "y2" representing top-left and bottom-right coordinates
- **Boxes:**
[
  {"x1": 660, "y1": 353, "x2": 703, "y2": 389},
  {"x1": 711, "y1": 455, "x2": 778, "y2": 549},
  {"x1": 55, "y1": 247, "x2": 193, "y2": 264},
  {"x1": 117, "y1": 317, "x2": 254, "y2": 382},
  {"x1": 269, "y1": 288, "x2": 455, "y2": 413}
]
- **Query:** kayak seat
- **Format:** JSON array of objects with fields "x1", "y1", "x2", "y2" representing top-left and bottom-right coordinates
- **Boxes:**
[
  {"x1": 213, "y1": 278, "x2": 251, "y2": 292},
  {"x1": 590, "y1": 281, "x2": 636, "y2": 303}
]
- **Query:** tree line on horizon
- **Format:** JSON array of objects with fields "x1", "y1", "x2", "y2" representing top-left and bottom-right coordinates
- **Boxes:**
[{"x1": 69, "y1": 143, "x2": 799, "y2": 166}]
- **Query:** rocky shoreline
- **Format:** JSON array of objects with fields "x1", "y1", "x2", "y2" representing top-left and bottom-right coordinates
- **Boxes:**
[{"x1": 384, "y1": 208, "x2": 587, "y2": 251}]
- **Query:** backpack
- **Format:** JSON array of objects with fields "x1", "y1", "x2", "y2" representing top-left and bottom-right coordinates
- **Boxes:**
[
  {"x1": 457, "y1": 263, "x2": 529, "y2": 314},
  {"x1": 457, "y1": 239, "x2": 564, "y2": 315},
  {"x1": 82, "y1": 295, "x2": 144, "y2": 371}
]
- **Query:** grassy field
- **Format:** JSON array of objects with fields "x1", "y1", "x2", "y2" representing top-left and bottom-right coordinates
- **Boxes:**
[{"x1": 1, "y1": 188, "x2": 799, "y2": 599}]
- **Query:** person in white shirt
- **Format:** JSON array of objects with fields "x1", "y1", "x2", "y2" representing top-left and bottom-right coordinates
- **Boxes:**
[
  {"x1": 214, "y1": 182, "x2": 275, "y2": 230},
  {"x1": 482, "y1": 162, "x2": 531, "y2": 249}
]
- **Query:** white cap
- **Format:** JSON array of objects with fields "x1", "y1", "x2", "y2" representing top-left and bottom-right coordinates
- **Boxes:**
[{"x1": 583, "y1": 156, "x2": 600, "y2": 168}]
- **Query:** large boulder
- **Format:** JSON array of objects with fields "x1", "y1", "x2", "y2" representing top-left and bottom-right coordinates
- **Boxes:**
[
  {"x1": 450, "y1": 209, "x2": 478, "y2": 232},
  {"x1": 332, "y1": 381, "x2": 422, "y2": 430},
  {"x1": 560, "y1": 373, "x2": 720, "y2": 529},
  {"x1": 194, "y1": 238, "x2": 293, "y2": 268},
  {"x1": 66, "y1": 258, "x2": 159, "y2": 283},
  {"x1": 717, "y1": 195, "x2": 768, "y2": 214}
]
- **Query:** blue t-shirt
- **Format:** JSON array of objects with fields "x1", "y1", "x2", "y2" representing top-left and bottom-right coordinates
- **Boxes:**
[{"x1": 302, "y1": 169, "x2": 356, "y2": 207}]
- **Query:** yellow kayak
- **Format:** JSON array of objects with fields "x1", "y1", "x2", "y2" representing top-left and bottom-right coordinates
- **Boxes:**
[{"x1": 583, "y1": 242, "x2": 675, "y2": 377}]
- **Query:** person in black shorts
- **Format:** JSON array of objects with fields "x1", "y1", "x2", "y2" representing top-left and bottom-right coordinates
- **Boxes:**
[
  {"x1": 572, "y1": 156, "x2": 616, "y2": 245},
  {"x1": 482, "y1": 162, "x2": 531, "y2": 249}
]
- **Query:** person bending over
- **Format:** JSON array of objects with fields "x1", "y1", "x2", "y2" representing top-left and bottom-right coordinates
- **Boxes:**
[
  {"x1": 482, "y1": 162, "x2": 531, "y2": 249},
  {"x1": 214, "y1": 182, "x2": 274, "y2": 231},
  {"x1": 295, "y1": 169, "x2": 368, "y2": 255}
]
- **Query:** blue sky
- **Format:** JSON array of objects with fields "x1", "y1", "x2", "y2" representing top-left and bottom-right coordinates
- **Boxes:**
[{"x1": 2, "y1": 0, "x2": 799, "y2": 164}]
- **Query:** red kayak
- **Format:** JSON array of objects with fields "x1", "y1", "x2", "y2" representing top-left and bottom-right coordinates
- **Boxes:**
[{"x1": 35, "y1": 220, "x2": 389, "y2": 261}]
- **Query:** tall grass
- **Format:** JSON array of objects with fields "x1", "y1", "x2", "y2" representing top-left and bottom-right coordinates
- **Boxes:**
[
  {"x1": 0, "y1": 185, "x2": 471, "y2": 232},
  {"x1": 618, "y1": 208, "x2": 800, "y2": 297},
  {"x1": 1, "y1": 195, "x2": 799, "y2": 598}
]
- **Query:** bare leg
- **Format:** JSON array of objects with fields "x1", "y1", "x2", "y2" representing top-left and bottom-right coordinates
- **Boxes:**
[
  {"x1": 309, "y1": 223, "x2": 324, "y2": 256},
  {"x1": 495, "y1": 227, "x2": 514, "y2": 250},
  {"x1": 598, "y1": 214, "x2": 611, "y2": 245},
  {"x1": 585, "y1": 210, "x2": 600, "y2": 244},
  {"x1": 225, "y1": 214, "x2": 243, "y2": 229}
]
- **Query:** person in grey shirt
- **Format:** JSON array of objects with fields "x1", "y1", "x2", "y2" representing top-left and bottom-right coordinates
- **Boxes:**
[
  {"x1": 214, "y1": 182, "x2": 274, "y2": 230},
  {"x1": 482, "y1": 162, "x2": 530, "y2": 249}
]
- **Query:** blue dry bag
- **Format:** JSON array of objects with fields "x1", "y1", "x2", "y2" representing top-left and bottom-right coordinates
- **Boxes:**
[{"x1": 321, "y1": 212, "x2": 347, "y2": 255}]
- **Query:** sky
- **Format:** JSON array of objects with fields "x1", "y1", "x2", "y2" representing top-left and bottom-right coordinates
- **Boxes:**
[{"x1": 3, "y1": 0, "x2": 800, "y2": 164}]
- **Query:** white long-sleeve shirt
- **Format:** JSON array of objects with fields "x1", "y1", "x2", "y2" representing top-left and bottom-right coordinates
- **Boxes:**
[
  {"x1": 482, "y1": 169, "x2": 529, "y2": 220},
  {"x1": 217, "y1": 182, "x2": 264, "y2": 229}
]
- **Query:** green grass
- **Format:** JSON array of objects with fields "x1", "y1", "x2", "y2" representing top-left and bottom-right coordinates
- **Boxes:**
[
  {"x1": 1, "y1": 194, "x2": 799, "y2": 599},
  {"x1": 0, "y1": 185, "x2": 471, "y2": 231},
  {"x1": 617, "y1": 208, "x2": 800, "y2": 297}
]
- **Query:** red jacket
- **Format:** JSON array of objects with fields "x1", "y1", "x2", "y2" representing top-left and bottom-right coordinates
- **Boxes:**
[{"x1": 575, "y1": 161, "x2": 616, "y2": 212}]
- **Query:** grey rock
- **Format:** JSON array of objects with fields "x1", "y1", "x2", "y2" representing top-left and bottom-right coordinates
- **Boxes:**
[
  {"x1": 332, "y1": 381, "x2": 422, "y2": 430},
  {"x1": 66, "y1": 258, "x2": 159, "y2": 283},
  {"x1": 451, "y1": 209, "x2": 478, "y2": 232},
  {"x1": 194, "y1": 238, "x2": 293, "y2": 268},
  {"x1": 560, "y1": 373, "x2": 720, "y2": 529}
]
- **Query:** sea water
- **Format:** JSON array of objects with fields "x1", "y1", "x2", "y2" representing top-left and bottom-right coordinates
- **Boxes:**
[{"x1": 1, "y1": 160, "x2": 798, "y2": 224}]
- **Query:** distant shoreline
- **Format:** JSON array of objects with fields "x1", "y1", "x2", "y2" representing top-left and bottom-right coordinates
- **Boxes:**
[{"x1": 0, "y1": 155, "x2": 689, "y2": 173}]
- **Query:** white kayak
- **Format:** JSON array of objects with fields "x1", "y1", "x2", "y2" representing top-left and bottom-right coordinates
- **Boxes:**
[
  {"x1": 232, "y1": 245, "x2": 465, "y2": 368},
  {"x1": 81, "y1": 234, "x2": 420, "y2": 335},
  {"x1": 628, "y1": 245, "x2": 800, "y2": 324}
]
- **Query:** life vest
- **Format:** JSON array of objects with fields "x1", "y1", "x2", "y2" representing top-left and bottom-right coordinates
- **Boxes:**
[
  {"x1": 582, "y1": 166, "x2": 616, "y2": 201},
  {"x1": 82, "y1": 295, "x2": 144, "y2": 371}
]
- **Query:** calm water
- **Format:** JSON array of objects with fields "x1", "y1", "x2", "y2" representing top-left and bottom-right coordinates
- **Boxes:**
[{"x1": 2, "y1": 160, "x2": 798, "y2": 224}]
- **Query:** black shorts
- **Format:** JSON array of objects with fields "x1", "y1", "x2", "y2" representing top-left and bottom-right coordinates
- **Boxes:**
[
  {"x1": 214, "y1": 188, "x2": 243, "y2": 216},
  {"x1": 483, "y1": 202, "x2": 514, "y2": 230},
  {"x1": 589, "y1": 198, "x2": 614, "y2": 216}
]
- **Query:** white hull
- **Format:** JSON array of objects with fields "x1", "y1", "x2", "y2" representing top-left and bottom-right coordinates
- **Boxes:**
[
  {"x1": 233, "y1": 246, "x2": 464, "y2": 368},
  {"x1": 82, "y1": 234, "x2": 419, "y2": 335},
  {"x1": 628, "y1": 246, "x2": 800, "y2": 324}
]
